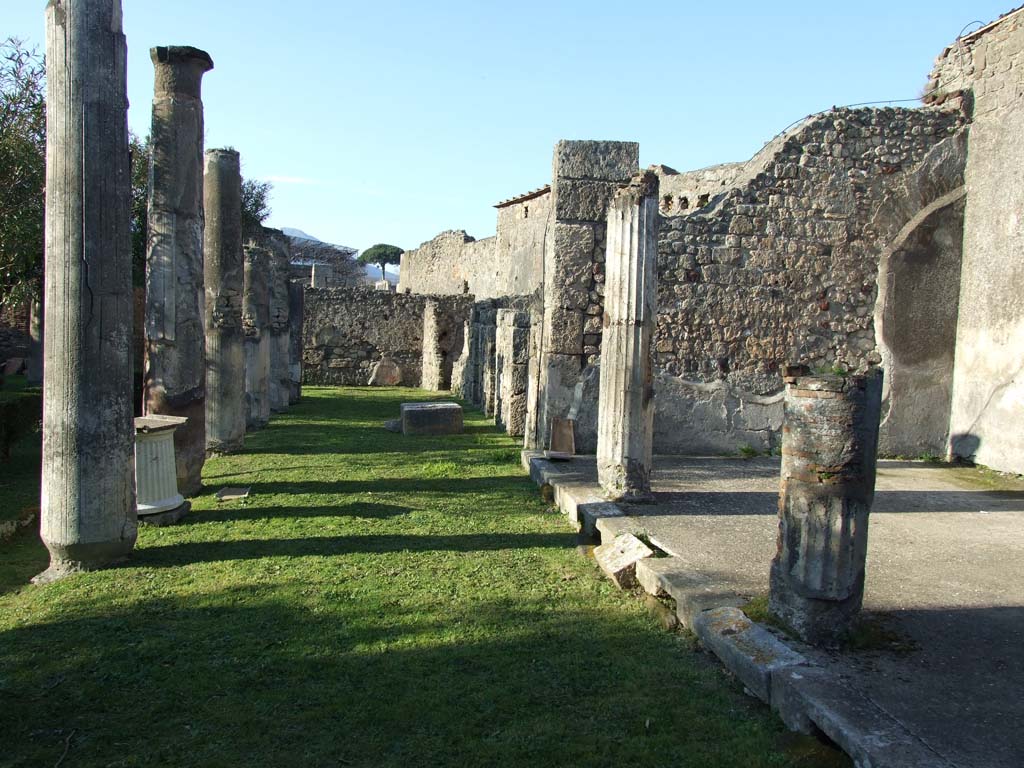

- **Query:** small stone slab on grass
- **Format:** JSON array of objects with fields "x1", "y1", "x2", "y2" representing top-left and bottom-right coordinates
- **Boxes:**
[
  {"x1": 400, "y1": 402, "x2": 464, "y2": 436},
  {"x1": 594, "y1": 532, "x2": 654, "y2": 589}
]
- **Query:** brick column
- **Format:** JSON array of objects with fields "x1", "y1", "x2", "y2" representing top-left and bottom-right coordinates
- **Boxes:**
[{"x1": 769, "y1": 367, "x2": 883, "y2": 644}]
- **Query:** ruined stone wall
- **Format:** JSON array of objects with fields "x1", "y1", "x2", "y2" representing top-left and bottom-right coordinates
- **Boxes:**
[
  {"x1": 495, "y1": 191, "x2": 550, "y2": 297},
  {"x1": 651, "y1": 106, "x2": 966, "y2": 455},
  {"x1": 926, "y1": 8, "x2": 1024, "y2": 473},
  {"x1": 303, "y1": 288, "x2": 426, "y2": 386},
  {"x1": 655, "y1": 162, "x2": 744, "y2": 216},
  {"x1": 398, "y1": 191, "x2": 549, "y2": 300},
  {"x1": 397, "y1": 231, "x2": 497, "y2": 297},
  {"x1": 303, "y1": 289, "x2": 472, "y2": 387}
]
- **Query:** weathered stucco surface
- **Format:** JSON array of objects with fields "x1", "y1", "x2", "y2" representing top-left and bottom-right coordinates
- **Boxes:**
[{"x1": 927, "y1": 10, "x2": 1024, "y2": 472}]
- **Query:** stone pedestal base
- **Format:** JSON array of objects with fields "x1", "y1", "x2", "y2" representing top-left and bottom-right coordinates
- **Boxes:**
[
  {"x1": 401, "y1": 402, "x2": 464, "y2": 436},
  {"x1": 139, "y1": 500, "x2": 191, "y2": 527}
]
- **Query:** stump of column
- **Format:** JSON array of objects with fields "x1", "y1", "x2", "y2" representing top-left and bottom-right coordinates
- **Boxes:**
[
  {"x1": 243, "y1": 243, "x2": 271, "y2": 429},
  {"x1": 37, "y1": 0, "x2": 137, "y2": 582},
  {"x1": 769, "y1": 367, "x2": 883, "y2": 645},
  {"x1": 287, "y1": 280, "x2": 304, "y2": 404},
  {"x1": 135, "y1": 415, "x2": 190, "y2": 526},
  {"x1": 596, "y1": 172, "x2": 658, "y2": 502},
  {"x1": 143, "y1": 44, "x2": 213, "y2": 497},
  {"x1": 203, "y1": 149, "x2": 245, "y2": 454}
]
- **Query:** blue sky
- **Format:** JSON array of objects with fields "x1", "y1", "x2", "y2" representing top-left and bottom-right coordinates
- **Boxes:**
[{"x1": 6, "y1": 1, "x2": 1011, "y2": 252}]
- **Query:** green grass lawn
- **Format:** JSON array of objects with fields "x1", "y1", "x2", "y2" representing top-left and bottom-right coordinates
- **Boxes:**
[{"x1": 0, "y1": 387, "x2": 831, "y2": 768}]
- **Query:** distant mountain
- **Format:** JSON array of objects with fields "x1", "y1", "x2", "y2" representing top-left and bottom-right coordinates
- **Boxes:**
[{"x1": 281, "y1": 227, "x2": 319, "y2": 241}]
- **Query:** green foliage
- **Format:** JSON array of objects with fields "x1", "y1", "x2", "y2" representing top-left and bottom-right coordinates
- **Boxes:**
[
  {"x1": 241, "y1": 178, "x2": 272, "y2": 241},
  {"x1": 0, "y1": 39, "x2": 45, "y2": 310},
  {"x1": 0, "y1": 387, "x2": 804, "y2": 767},
  {"x1": 737, "y1": 443, "x2": 759, "y2": 459},
  {"x1": 129, "y1": 133, "x2": 150, "y2": 286},
  {"x1": 358, "y1": 242, "x2": 403, "y2": 278},
  {"x1": 0, "y1": 389, "x2": 40, "y2": 463}
]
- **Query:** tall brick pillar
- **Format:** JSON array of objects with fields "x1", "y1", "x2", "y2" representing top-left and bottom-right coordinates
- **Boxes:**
[{"x1": 531, "y1": 140, "x2": 638, "y2": 450}]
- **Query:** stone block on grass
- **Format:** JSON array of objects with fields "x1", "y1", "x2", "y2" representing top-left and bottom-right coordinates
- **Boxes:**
[
  {"x1": 594, "y1": 532, "x2": 654, "y2": 589},
  {"x1": 401, "y1": 402, "x2": 464, "y2": 436}
]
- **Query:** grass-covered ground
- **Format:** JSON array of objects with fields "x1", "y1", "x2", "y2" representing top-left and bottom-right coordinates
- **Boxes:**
[{"x1": 0, "y1": 387, "x2": 833, "y2": 767}]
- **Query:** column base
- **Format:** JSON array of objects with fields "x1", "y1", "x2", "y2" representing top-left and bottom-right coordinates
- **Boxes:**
[{"x1": 138, "y1": 500, "x2": 191, "y2": 528}]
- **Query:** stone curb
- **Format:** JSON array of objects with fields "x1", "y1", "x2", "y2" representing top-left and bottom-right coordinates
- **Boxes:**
[{"x1": 522, "y1": 451, "x2": 950, "y2": 768}]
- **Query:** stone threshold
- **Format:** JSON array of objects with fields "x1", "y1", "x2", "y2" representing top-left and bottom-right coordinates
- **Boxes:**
[{"x1": 521, "y1": 449, "x2": 952, "y2": 768}]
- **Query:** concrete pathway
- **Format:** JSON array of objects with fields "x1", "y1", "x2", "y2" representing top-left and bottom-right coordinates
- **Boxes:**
[{"x1": 526, "y1": 453, "x2": 1024, "y2": 768}]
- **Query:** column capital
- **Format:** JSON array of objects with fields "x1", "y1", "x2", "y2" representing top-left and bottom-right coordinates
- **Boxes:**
[{"x1": 151, "y1": 46, "x2": 213, "y2": 97}]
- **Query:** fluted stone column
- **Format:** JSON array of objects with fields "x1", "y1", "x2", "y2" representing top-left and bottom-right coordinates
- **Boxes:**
[
  {"x1": 37, "y1": 0, "x2": 136, "y2": 582},
  {"x1": 143, "y1": 45, "x2": 213, "y2": 497},
  {"x1": 287, "y1": 280, "x2": 304, "y2": 404},
  {"x1": 243, "y1": 243, "x2": 271, "y2": 429},
  {"x1": 769, "y1": 367, "x2": 883, "y2": 645},
  {"x1": 265, "y1": 230, "x2": 291, "y2": 413},
  {"x1": 597, "y1": 173, "x2": 658, "y2": 501},
  {"x1": 203, "y1": 149, "x2": 245, "y2": 454}
]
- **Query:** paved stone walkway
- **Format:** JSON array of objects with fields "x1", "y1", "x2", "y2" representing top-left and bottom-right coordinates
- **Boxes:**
[{"x1": 531, "y1": 454, "x2": 1024, "y2": 768}]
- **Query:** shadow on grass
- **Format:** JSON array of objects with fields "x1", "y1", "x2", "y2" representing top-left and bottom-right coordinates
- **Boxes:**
[
  {"x1": 0, "y1": 591, "x2": 804, "y2": 768},
  {"x1": 187, "y1": 502, "x2": 413, "y2": 525},
  {"x1": 239, "y1": 475, "x2": 529, "y2": 498},
  {"x1": 132, "y1": 531, "x2": 578, "y2": 569}
]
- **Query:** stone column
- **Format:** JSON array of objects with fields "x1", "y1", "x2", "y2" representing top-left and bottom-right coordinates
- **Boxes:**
[
  {"x1": 265, "y1": 230, "x2": 291, "y2": 413},
  {"x1": 422, "y1": 299, "x2": 445, "y2": 391},
  {"x1": 243, "y1": 243, "x2": 271, "y2": 429},
  {"x1": 523, "y1": 305, "x2": 544, "y2": 449},
  {"x1": 481, "y1": 308, "x2": 499, "y2": 418},
  {"x1": 769, "y1": 368, "x2": 883, "y2": 645},
  {"x1": 533, "y1": 140, "x2": 638, "y2": 449},
  {"x1": 597, "y1": 172, "x2": 659, "y2": 501},
  {"x1": 451, "y1": 319, "x2": 472, "y2": 400},
  {"x1": 310, "y1": 263, "x2": 332, "y2": 288},
  {"x1": 26, "y1": 298, "x2": 43, "y2": 386},
  {"x1": 203, "y1": 148, "x2": 245, "y2": 454},
  {"x1": 495, "y1": 309, "x2": 530, "y2": 437},
  {"x1": 143, "y1": 45, "x2": 213, "y2": 497},
  {"x1": 37, "y1": 0, "x2": 136, "y2": 582},
  {"x1": 287, "y1": 280, "x2": 304, "y2": 404}
]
